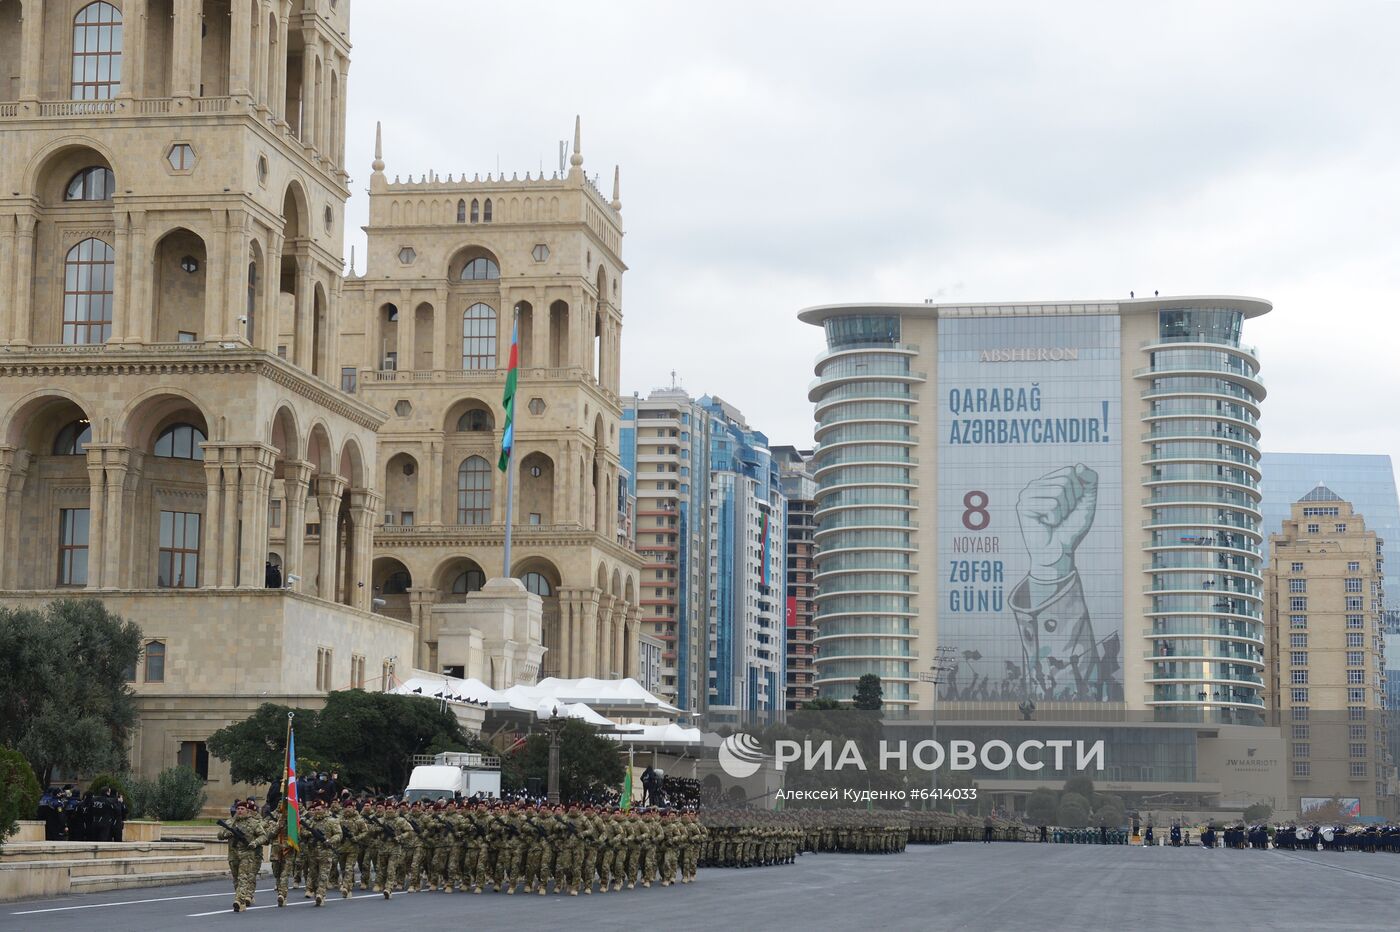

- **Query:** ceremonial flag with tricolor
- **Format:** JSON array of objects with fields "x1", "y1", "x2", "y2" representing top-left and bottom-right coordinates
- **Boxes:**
[
  {"x1": 282, "y1": 722, "x2": 300, "y2": 850},
  {"x1": 498, "y1": 315, "x2": 518, "y2": 471},
  {"x1": 620, "y1": 765, "x2": 633, "y2": 810}
]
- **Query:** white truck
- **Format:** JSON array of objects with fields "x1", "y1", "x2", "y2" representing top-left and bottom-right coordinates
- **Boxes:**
[{"x1": 403, "y1": 752, "x2": 502, "y2": 802}]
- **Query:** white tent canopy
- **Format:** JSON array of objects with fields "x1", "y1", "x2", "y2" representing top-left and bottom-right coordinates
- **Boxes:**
[
  {"x1": 389, "y1": 674, "x2": 496, "y2": 706},
  {"x1": 604, "y1": 723, "x2": 704, "y2": 746},
  {"x1": 388, "y1": 674, "x2": 679, "y2": 724}
]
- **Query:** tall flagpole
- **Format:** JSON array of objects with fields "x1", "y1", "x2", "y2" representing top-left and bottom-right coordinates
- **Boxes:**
[{"x1": 502, "y1": 304, "x2": 519, "y2": 578}]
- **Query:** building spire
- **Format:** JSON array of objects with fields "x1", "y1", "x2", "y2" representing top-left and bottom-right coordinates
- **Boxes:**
[
  {"x1": 611, "y1": 165, "x2": 622, "y2": 211},
  {"x1": 372, "y1": 121, "x2": 385, "y2": 174},
  {"x1": 570, "y1": 115, "x2": 584, "y2": 169}
]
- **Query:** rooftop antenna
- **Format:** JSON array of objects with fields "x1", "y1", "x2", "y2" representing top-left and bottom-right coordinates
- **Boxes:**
[
  {"x1": 671, "y1": 369, "x2": 677, "y2": 389},
  {"x1": 559, "y1": 140, "x2": 568, "y2": 175}
]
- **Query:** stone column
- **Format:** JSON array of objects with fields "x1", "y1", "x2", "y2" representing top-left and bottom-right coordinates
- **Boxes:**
[
  {"x1": 597, "y1": 594, "x2": 616, "y2": 678},
  {"x1": 203, "y1": 216, "x2": 230, "y2": 342},
  {"x1": 314, "y1": 474, "x2": 347, "y2": 601},
  {"x1": 408, "y1": 586, "x2": 436, "y2": 669},
  {"x1": 84, "y1": 450, "x2": 109, "y2": 590},
  {"x1": 221, "y1": 211, "x2": 250, "y2": 340},
  {"x1": 123, "y1": 214, "x2": 149, "y2": 343},
  {"x1": 0, "y1": 217, "x2": 14, "y2": 344},
  {"x1": 229, "y1": 0, "x2": 252, "y2": 98},
  {"x1": 260, "y1": 231, "x2": 284, "y2": 351},
  {"x1": 10, "y1": 213, "x2": 36, "y2": 345},
  {"x1": 110, "y1": 214, "x2": 132, "y2": 345},
  {"x1": 426, "y1": 441, "x2": 443, "y2": 525},
  {"x1": 432, "y1": 287, "x2": 449, "y2": 368},
  {"x1": 236, "y1": 445, "x2": 276, "y2": 588},
  {"x1": 334, "y1": 57, "x2": 349, "y2": 170},
  {"x1": 100, "y1": 448, "x2": 132, "y2": 588},
  {"x1": 252, "y1": 5, "x2": 269, "y2": 110},
  {"x1": 0, "y1": 451, "x2": 30, "y2": 590},
  {"x1": 398, "y1": 291, "x2": 416, "y2": 372},
  {"x1": 18, "y1": 0, "x2": 44, "y2": 101},
  {"x1": 173, "y1": 0, "x2": 201, "y2": 98},
  {"x1": 202, "y1": 459, "x2": 226, "y2": 587},
  {"x1": 281, "y1": 459, "x2": 312, "y2": 591},
  {"x1": 272, "y1": 13, "x2": 289, "y2": 122},
  {"x1": 121, "y1": 0, "x2": 147, "y2": 99},
  {"x1": 623, "y1": 603, "x2": 641, "y2": 678},
  {"x1": 220, "y1": 450, "x2": 241, "y2": 586},
  {"x1": 580, "y1": 589, "x2": 600, "y2": 679},
  {"x1": 346, "y1": 489, "x2": 379, "y2": 610},
  {"x1": 0, "y1": 448, "x2": 14, "y2": 588},
  {"x1": 295, "y1": 261, "x2": 314, "y2": 368},
  {"x1": 298, "y1": 28, "x2": 316, "y2": 144}
]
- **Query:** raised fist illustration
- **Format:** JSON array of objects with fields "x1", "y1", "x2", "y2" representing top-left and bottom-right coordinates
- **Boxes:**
[{"x1": 1016, "y1": 464, "x2": 1099, "y2": 580}]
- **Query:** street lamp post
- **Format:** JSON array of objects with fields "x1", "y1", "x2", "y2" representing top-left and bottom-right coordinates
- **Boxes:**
[
  {"x1": 544, "y1": 706, "x2": 564, "y2": 805},
  {"x1": 917, "y1": 646, "x2": 957, "y2": 810}
]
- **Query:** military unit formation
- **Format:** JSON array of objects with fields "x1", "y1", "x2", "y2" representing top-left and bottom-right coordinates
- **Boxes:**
[{"x1": 212, "y1": 795, "x2": 986, "y2": 912}]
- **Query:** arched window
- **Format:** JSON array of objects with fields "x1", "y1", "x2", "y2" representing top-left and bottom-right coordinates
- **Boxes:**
[
  {"x1": 459, "y1": 257, "x2": 500, "y2": 281},
  {"x1": 65, "y1": 167, "x2": 114, "y2": 201},
  {"x1": 451, "y1": 568, "x2": 485, "y2": 594},
  {"x1": 483, "y1": 198, "x2": 493, "y2": 222},
  {"x1": 63, "y1": 238, "x2": 115, "y2": 344},
  {"x1": 457, "y1": 456, "x2": 492, "y2": 525},
  {"x1": 521, "y1": 572, "x2": 552, "y2": 597},
  {"x1": 143, "y1": 640, "x2": 166, "y2": 682},
  {"x1": 246, "y1": 261, "x2": 257, "y2": 341},
  {"x1": 462, "y1": 303, "x2": 497, "y2": 369},
  {"x1": 382, "y1": 570, "x2": 411, "y2": 595},
  {"x1": 72, "y1": 3, "x2": 124, "y2": 100},
  {"x1": 53, "y1": 420, "x2": 92, "y2": 455},
  {"x1": 456, "y1": 199, "x2": 466, "y2": 223},
  {"x1": 154, "y1": 423, "x2": 206, "y2": 460},
  {"x1": 455, "y1": 408, "x2": 494, "y2": 432}
]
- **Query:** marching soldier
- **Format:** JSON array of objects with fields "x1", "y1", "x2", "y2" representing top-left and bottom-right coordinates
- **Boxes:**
[
  {"x1": 302, "y1": 799, "x2": 343, "y2": 906},
  {"x1": 218, "y1": 799, "x2": 268, "y2": 913}
]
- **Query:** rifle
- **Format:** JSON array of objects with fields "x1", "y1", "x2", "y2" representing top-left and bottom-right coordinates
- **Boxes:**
[
  {"x1": 490, "y1": 815, "x2": 519, "y2": 837},
  {"x1": 217, "y1": 819, "x2": 249, "y2": 846},
  {"x1": 302, "y1": 818, "x2": 327, "y2": 845},
  {"x1": 364, "y1": 814, "x2": 396, "y2": 842},
  {"x1": 554, "y1": 815, "x2": 579, "y2": 836}
]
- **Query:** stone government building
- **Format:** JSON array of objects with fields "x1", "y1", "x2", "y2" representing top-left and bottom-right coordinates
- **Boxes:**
[{"x1": 0, "y1": 0, "x2": 641, "y2": 796}]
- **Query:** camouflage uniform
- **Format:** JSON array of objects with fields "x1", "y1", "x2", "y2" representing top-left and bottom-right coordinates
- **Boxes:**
[
  {"x1": 303, "y1": 804, "x2": 343, "y2": 905},
  {"x1": 335, "y1": 803, "x2": 368, "y2": 897},
  {"x1": 218, "y1": 803, "x2": 267, "y2": 912}
]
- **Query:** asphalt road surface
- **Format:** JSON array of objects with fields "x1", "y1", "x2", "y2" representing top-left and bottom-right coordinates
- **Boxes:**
[{"x1": 7, "y1": 843, "x2": 1400, "y2": 931}]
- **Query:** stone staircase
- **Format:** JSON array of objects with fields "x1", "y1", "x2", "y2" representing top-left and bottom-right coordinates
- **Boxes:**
[{"x1": 0, "y1": 839, "x2": 235, "y2": 901}]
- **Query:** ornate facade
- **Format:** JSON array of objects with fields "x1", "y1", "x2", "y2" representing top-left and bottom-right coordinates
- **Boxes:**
[
  {"x1": 335, "y1": 120, "x2": 642, "y2": 684},
  {"x1": 0, "y1": 0, "x2": 590, "y2": 798}
]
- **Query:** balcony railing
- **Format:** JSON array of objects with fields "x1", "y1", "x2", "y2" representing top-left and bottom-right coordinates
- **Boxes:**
[{"x1": 1, "y1": 96, "x2": 235, "y2": 120}]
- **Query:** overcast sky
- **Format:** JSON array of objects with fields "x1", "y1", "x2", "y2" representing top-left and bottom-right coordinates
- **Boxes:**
[{"x1": 344, "y1": 1, "x2": 1400, "y2": 461}]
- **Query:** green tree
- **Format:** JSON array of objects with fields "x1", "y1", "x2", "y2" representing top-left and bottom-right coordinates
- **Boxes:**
[
  {"x1": 1057, "y1": 792, "x2": 1090, "y2": 827},
  {"x1": 149, "y1": 766, "x2": 207, "y2": 820},
  {"x1": 799, "y1": 697, "x2": 846, "y2": 711},
  {"x1": 507, "y1": 720, "x2": 624, "y2": 803},
  {"x1": 1242, "y1": 802, "x2": 1273, "y2": 823},
  {"x1": 314, "y1": 690, "x2": 481, "y2": 793},
  {"x1": 1025, "y1": 787, "x2": 1058, "y2": 825},
  {"x1": 1, "y1": 747, "x2": 42, "y2": 847},
  {"x1": 0, "y1": 600, "x2": 142, "y2": 785},
  {"x1": 207, "y1": 691, "x2": 486, "y2": 795},
  {"x1": 1063, "y1": 775, "x2": 1096, "y2": 807},
  {"x1": 1094, "y1": 794, "x2": 1126, "y2": 828},
  {"x1": 206, "y1": 702, "x2": 304, "y2": 786},
  {"x1": 851, "y1": 674, "x2": 884, "y2": 711}
]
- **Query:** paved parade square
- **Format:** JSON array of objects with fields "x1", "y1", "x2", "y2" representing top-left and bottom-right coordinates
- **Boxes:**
[{"x1": 8, "y1": 843, "x2": 1400, "y2": 932}]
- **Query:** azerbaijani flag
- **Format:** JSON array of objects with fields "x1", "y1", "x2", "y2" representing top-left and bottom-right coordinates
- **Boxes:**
[
  {"x1": 498, "y1": 315, "x2": 518, "y2": 472},
  {"x1": 282, "y1": 724, "x2": 300, "y2": 851},
  {"x1": 620, "y1": 766, "x2": 633, "y2": 811}
]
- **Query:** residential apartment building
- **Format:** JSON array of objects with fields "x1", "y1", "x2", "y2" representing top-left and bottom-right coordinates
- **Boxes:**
[
  {"x1": 1261, "y1": 452, "x2": 1399, "y2": 766},
  {"x1": 1265, "y1": 487, "x2": 1392, "y2": 817},
  {"x1": 774, "y1": 445, "x2": 818, "y2": 709},
  {"x1": 704, "y1": 396, "x2": 785, "y2": 712},
  {"x1": 621, "y1": 387, "x2": 711, "y2": 711}
]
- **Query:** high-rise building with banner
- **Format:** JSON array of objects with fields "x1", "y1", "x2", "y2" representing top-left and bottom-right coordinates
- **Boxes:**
[
  {"x1": 799, "y1": 296, "x2": 1270, "y2": 717},
  {"x1": 773, "y1": 445, "x2": 818, "y2": 709}
]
